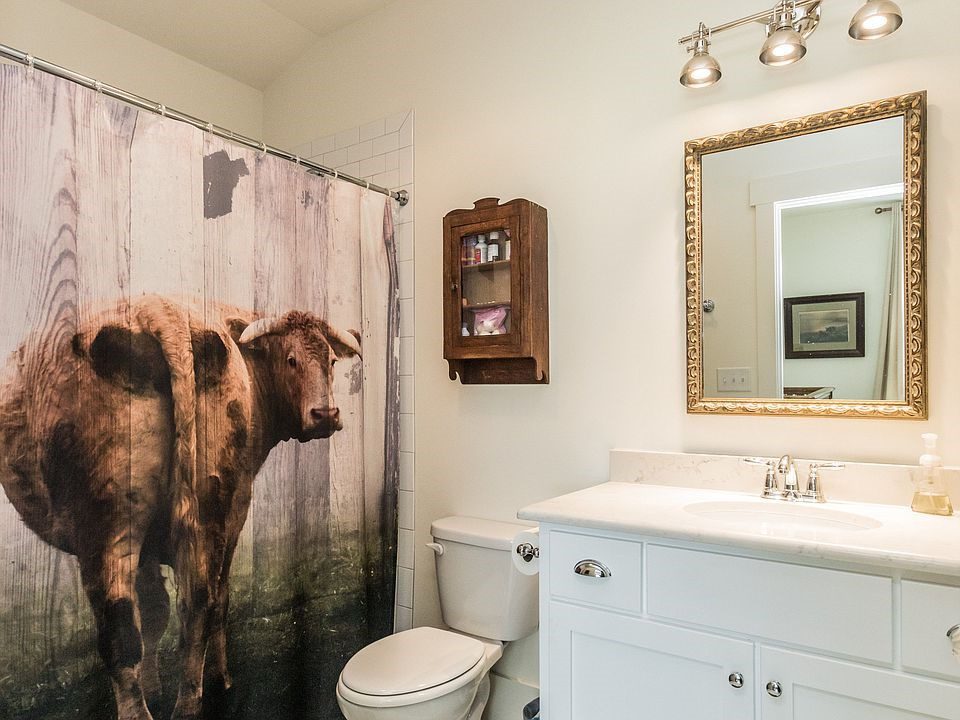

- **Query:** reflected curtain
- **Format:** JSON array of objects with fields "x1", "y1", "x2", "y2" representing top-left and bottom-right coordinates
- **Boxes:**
[{"x1": 873, "y1": 201, "x2": 904, "y2": 401}]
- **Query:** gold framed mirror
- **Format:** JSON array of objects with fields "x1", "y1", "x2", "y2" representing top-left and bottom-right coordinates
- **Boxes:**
[{"x1": 685, "y1": 92, "x2": 926, "y2": 418}]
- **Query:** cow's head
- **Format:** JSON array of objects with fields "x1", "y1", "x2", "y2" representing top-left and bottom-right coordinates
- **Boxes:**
[{"x1": 237, "y1": 312, "x2": 361, "y2": 441}]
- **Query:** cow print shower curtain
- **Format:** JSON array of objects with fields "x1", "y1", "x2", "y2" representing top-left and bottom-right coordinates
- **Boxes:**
[{"x1": 0, "y1": 66, "x2": 399, "y2": 720}]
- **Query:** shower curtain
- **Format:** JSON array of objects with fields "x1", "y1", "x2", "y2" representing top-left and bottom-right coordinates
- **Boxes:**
[
  {"x1": 0, "y1": 67, "x2": 398, "y2": 720},
  {"x1": 873, "y1": 201, "x2": 904, "y2": 401}
]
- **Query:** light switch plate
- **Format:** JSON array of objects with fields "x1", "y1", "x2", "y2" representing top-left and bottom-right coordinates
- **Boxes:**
[{"x1": 717, "y1": 367, "x2": 753, "y2": 392}]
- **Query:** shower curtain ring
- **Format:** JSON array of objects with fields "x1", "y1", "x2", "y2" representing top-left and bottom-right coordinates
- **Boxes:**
[
  {"x1": 259, "y1": 141, "x2": 267, "y2": 157},
  {"x1": 205, "y1": 122, "x2": 214, "y2": 135},
  {"x1": 295, "y1": 156, "x2": 301, "y2": 166},
  {"x1": 156, "y1": 103, "x2": 166, "y2": 117},
  {"x1": 24, "y1": 54, "x2": 35, "y2": 76}
]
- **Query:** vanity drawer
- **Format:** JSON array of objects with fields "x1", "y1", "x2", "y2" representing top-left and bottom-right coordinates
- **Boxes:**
[
  {"x1": 902, "y1": 580, "x2": 960, "y2": 680},
  {"x1": 646, "y1": 545, "x2": 893, "y2": 663},
  {"x1": 548, "y1": 531, "x2": 642, "y2": 613}
]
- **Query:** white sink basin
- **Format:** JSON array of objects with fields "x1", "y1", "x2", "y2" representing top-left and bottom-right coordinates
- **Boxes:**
[{"x1": 684, "y1": 500, "x2": 883, "y2": 532}]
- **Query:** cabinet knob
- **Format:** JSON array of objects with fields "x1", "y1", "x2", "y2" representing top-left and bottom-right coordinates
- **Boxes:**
[
  {"x1": 728, "y1": 672, "x2": 744, "y2": 689},
  {"x1": 766, "y1": 681, "x2": 782, "y2": 698},
  {"x1": 573, "y1": 559, "x2": 612, "y2": 578},
  {"x1": 948, "y1": 624, "x2": 960, "y2": 639},
  {"x1": 450, "y1": 282, "x2": 458, "y2": 292}
]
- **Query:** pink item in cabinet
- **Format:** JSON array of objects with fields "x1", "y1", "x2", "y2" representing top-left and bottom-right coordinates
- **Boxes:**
[{"x1": 471, "y1": 305, "x2": 509, "y2": 335}]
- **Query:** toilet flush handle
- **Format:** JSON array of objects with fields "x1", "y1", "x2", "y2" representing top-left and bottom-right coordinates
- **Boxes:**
[{"x1": 426, "y1": 542, "x2": 444, "y2": 556}]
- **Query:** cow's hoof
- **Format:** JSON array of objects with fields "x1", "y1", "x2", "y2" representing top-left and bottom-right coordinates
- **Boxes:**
[
  {"x1": 212, "y1": 673, "x2": 233, "y2": 693},
  {"x1": 116, "y1": 698, "x2": 154, "y2": 720},
  {"x1": 171, "y1": 695, "x2": 202, "y2": 720}
]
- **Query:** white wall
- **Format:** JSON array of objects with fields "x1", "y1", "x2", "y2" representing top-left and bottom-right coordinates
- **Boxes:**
[
  {"x1": 261, "y1": 0, "x2": 960, "y2": 712},
  {"x1": 0, "y1": 0, "x2": 263, "y2": 137}
]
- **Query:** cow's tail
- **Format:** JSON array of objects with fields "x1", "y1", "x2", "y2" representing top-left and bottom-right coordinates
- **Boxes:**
[{"x1": 133, "y1": 297, "x2": 208, "y2": 596}]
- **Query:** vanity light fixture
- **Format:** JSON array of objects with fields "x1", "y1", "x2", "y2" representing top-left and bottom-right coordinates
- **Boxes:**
[
  {"x1": 759, "y1": 2, "x2": 808, "y2": 67},
  {"x1": 680, "y1": 23, "x2": 722, "y2": 88},
  {"x1": 848, "y1": 0, "x2": 904, "y2": 40},
  {"x1": 678, "y1": 0, "x2": 903, "y2": 88}
]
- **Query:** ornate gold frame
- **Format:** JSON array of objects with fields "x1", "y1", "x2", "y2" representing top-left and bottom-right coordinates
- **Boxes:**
[{"x1": 685, "y1": 91, "x2": 927, "y2": 418}]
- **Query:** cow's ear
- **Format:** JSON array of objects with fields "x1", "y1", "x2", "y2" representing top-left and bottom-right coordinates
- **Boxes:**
[{"x1": 225, "y1": 317, "x2": 249, "y2": 346}]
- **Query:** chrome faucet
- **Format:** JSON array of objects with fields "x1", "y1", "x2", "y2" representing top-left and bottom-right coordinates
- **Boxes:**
[
  {"x1": 778, "y1": 455, "x2": 802, "y2": 501},
  {"x1": 743, "y1": 456, "x2": 845, "y2": 502}
]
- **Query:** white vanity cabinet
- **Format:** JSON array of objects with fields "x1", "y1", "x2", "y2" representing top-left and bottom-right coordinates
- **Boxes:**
[
  {"x1": 539, "y1": 527, "x2": 960, "y2": 720},
  {"x1": 547, "y1": 602, "x2": 754, "y2": 719}
]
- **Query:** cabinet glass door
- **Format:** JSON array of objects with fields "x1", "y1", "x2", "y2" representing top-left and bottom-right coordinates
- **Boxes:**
[{"x1": 457, "y1": 222, "x2": 515, "y2": 339}]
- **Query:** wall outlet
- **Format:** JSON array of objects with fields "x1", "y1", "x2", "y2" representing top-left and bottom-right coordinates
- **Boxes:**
[{"x1": 717, "y1": 367, "x2": 753, "y2": 392}]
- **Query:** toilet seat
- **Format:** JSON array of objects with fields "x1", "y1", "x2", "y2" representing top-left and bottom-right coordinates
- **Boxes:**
[{"x1": 338, "y1": 627, "x2": 486, "y2": 708}]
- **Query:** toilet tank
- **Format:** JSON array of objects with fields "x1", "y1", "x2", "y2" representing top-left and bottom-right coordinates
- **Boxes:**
[{"x1": 431, "y1": 516, "x2": 539, "y2": 642}]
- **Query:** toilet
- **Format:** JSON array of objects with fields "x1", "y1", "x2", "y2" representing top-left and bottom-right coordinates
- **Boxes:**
[{"x1": 336, "y1": 516, "x2": 539, "y2": 720}]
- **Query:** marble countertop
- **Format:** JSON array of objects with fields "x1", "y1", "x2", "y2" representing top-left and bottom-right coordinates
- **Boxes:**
[{"x1": 518, "y1": 482, "x2": 960, "y2": 577}]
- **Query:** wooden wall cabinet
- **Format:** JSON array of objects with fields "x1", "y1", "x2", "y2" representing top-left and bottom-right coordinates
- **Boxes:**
[{"x1": 443, "y1": 197, "x2": 548, "y2": 384}]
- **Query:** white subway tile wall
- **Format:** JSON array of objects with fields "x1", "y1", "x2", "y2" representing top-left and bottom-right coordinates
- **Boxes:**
[{"x1": 305, "y1": 111, "x2": 415, "y2": 632}]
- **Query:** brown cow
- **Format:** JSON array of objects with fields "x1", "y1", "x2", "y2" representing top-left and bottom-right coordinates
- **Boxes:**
[{"x1": 0, "y1": 295, "x2": 361, "y2": 720}]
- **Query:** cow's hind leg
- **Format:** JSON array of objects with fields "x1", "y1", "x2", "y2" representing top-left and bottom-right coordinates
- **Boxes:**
[
  {"x1": 171, "y1": 529, "x2": 218, "y2": 719},
  {"x1": 79, "y1": 529, "x2": 153, "y2": 720},
  {"x1": 136, "y1": 557, "x2": 170, "y2": 700},
  {"x1": 205, "y1": 544, "x2": 235, "y2": 694}
]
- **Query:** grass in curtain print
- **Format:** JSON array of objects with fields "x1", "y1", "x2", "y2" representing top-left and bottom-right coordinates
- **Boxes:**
[{"x1": 0, "y1": 543, "x2": 394, "y2": 720}]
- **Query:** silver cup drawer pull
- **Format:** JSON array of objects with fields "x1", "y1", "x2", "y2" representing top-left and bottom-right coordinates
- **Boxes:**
[
  {"x1": 766, "y1": 681, "x2": 783, "y2": 698},
  {"x1": 573, "y1": 559, "x2": 612, "y2": 578}
]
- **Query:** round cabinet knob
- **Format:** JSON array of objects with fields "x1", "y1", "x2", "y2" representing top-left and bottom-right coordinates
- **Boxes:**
[
  {"x1": 728, "y1": 672, "x2": 744, "y2": 689},
  {"x1": 947, "y1": 623, "x2": 960, "y2": 639},
  {"x1": 450, "y1": 282, "x2": 458, "y2": 292},
  {"x1": 766, "y1": 681, "x2": 783, "y2": 698},
  {"x1": 573, "y1": 559, "x2": 612, "y2": 578}
]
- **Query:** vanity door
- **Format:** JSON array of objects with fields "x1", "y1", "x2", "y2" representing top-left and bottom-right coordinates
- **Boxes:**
[
  {"x1": 548, "y1": 602, "x2": 754, "y2": 720},
  {"x1": 760, "y1": 647, "x2": 960, "y2": 720}
]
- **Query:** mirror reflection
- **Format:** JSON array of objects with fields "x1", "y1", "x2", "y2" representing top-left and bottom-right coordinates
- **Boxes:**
[{"x1": 700, "y1": 116, "x2": 905, "y2": 402}]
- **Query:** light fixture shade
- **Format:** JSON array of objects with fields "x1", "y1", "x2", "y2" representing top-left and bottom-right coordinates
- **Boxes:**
[
  {"x1": 759, "y1": 26, "x2": 807, "y2": 66},
  {"x1": 680, "y1": 50, "x2": 722, "y2": 88},
  {"x1": 848, "y1": 0, "x2": 903, "y2": 40}
]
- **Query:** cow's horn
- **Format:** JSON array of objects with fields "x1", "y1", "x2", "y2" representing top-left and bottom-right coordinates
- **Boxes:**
[
  {"x1": 238, "y1": 316, "x2": 285, "y2": 344},
  {"x1": 327, "y1": 326, "x2": 362, "y2": 358}
]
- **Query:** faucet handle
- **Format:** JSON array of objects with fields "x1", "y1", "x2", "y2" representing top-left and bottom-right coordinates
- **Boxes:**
[
  {"x1": 804, "y1": 462, "x2": 845, "y2": 503},
  {"x1": 742, "y1": 457, "x2": 780, "y2": 499}
]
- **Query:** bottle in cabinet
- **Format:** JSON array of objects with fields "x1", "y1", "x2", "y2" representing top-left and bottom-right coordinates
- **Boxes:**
[
  {"x1": 488, "y1": 231, "x2": 501, "y2": 262},
  {"x1": 475, "y1": 234, "x2": 488, "y2": 264}
]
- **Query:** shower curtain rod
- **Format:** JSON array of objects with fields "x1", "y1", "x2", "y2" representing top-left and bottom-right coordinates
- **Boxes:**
[{"x1": 0, "y1": 42, "x2": 409, "y2": 206}]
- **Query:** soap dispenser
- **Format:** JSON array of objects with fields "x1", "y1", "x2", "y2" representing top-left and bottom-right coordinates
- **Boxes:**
[{"x1": 911, "y1": 433, "x2": 954, "y2": 516}]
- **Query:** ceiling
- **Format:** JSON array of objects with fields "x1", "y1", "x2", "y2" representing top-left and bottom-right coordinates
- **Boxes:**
[{"x1": 61, "y1": 0, "x2": 394, "y2": 89}]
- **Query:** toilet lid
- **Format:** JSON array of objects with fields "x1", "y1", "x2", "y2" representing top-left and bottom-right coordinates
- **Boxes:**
[{"x1": 341, "y1": 627, "x2": 484, "y2": 696}]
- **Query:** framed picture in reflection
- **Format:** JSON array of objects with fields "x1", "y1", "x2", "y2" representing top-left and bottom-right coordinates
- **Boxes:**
[{"x1": 784, "y1": 292, "x2": 865, "y2": 359}]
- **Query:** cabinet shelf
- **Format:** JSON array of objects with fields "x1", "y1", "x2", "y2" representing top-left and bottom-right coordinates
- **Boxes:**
[
  {"x1": 463, "y1": 300, "x2": 511, "y2": 311},
  {"x1": 461, "y1": 259, "x2": 512, "y2": 272}
]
